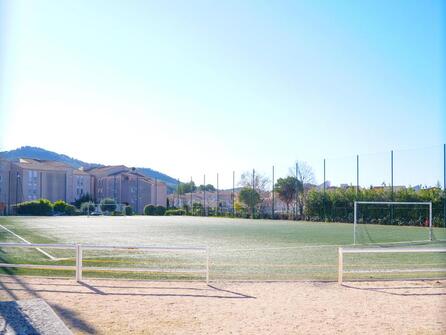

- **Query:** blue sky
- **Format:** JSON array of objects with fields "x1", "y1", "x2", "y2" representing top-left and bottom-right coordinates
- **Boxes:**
[{"x1": 0, "y1": 0, "x2": 445, "y2": 188}]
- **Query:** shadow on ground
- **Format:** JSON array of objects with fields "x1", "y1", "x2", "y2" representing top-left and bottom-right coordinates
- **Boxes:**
[
  {"x1": 341, "y1": 283, "x2": 446, "y2": 297},
  {"x1": 0, "y1": 254, "x2": 98, "y2": 334}
]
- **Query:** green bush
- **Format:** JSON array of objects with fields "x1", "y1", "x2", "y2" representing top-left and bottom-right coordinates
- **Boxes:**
[
  {"x1": 124, "y1": 205, "x2": 133, "y2": 216},
  {"x1": 155, "y1": 206, "x2": 166, "y2": 216},
  {"x1": 64, "y1": 204, "x2": 77, "y2": 216},
  {"x1": 53, "y1": 200, "x2": 68, "y2": 214},
  {"x1": 165, "y1": 209, "x2": 186, "y2": 216},
  {"x1": 111, "y1": 210, "x2": 123, "y2": 216},
  {"x1": 100, "y1": 198, "x2": 117, "y2": 213},
  {"x1": 144, "y1": 205, "x2": 156, "y2": 215},
  {"x1": 144, "y1": 205, "x2": 166, "y2": 216},
  {"x1": 14, "y1": 199, "x2": 53, "y2": 216}
]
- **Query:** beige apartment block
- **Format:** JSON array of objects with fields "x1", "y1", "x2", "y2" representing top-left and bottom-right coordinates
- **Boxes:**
[
  {"x1": 0, "y1": 159, "x2": 167, "y2": 215},
  {"x1": 151, "y1": 178, "x2": 167, "y2": 207},
  {"x1": 88, "y1": 166, "x2": 167, "y2": 214},
  {"x1": 12, "y1": 159, "x2": 93, "y2": 203},
  {"x1": 0, "y1": 158, "x2": 94, "y2": 214}
]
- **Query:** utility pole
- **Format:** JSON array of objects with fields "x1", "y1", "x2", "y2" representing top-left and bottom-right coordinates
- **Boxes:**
[
  {"x1": 391, "y1": 150, "x2": 394, "y2": 199},
  {"x1": 216, "y1": 173, "x2": 219, "y2": 216},
  {"x1": 272, "y1": 165, "x2": 275, "y2": 219},
  {"x1": 252, "y1": 169, "x2": 255, "y2": 219},
  {"x1": 190, "y1": 176, "x2": 193, "y2": 215},
  {"x1": 203, "y1": 174, "x2": 206, "y2": 216},
  {"x1": 356, "y1": 154, "x2": 359, "y2": 197},
  {"x1": 295, "y1": 162, "x2": 299, "y2": 220},
  {"x1": 136, "y1": 177, "x2": 140, "y2": 214},
  {"x1": 232, "y1": 171, "x2": 235, "y2": 216},
  {"x1": 390, "y1": 150, "x2": 394, "y2": 225},
  {"x1": 323, "y1": 159, "x2": 326, "y2": 222}
]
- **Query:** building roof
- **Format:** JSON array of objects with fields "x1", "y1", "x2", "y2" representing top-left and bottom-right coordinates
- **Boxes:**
[
  {"x1": 15, "y1": 158, "x2": 73, "y2": 171},
  {"x1": 86, "y1": 165, "x2": 128, "y2": 177}
]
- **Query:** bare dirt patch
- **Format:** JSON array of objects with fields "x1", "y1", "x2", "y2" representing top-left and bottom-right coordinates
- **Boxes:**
[{"x1": 0, "y1": 276, "x2": 445, "y2": 334}]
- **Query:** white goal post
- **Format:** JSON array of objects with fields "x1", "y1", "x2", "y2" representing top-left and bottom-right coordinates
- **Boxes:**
[
  {"x1": 338, "y1": 246, "x2": 446, "y2": 284},
  {"x1": 353, "y1": 201, "x2": 433, "y2": 244}
]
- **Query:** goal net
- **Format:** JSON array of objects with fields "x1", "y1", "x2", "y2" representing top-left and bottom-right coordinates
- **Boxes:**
[{"x1": 353, "y1": 201, "x2": 433, "y2": 245}]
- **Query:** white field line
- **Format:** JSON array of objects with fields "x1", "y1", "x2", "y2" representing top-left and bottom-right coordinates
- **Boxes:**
[{"x1": 0, "y1": 224, "x2": 57, "y2": 260}]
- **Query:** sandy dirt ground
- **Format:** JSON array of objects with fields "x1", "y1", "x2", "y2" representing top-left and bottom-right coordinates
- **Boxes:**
[{"x1": 0, "y1": 276, "x2": 445, "y2": 335}]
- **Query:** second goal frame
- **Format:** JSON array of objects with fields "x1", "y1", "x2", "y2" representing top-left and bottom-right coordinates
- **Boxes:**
[{"x1": 353, "y1": 201, "x2": 433, "y2": 244}]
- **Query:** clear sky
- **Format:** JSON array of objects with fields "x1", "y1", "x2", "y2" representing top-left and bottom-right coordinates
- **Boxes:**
[{"x1": 0, "y1": 0, "x2": 445, "y2": 188}]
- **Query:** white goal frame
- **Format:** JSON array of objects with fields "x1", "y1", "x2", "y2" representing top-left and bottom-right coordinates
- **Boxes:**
[
  {"x1": 338, "y1": 246, "x2": 446, "y2": 284},
  {"x1": 353, "y1": 201, "x2": 433, "y2": 244}
]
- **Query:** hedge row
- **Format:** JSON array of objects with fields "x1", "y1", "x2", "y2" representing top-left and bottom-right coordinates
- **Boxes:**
[
  {"x1": 304, "y1": 187, "x2": 445, "y2": 226},
  {"x1": 14, "y1": 199, "x2": 76, "y2": 216}
]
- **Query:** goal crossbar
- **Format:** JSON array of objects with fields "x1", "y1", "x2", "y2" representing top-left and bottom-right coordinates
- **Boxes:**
[
  {"x1": 353, "y1": 201, "x2": 433, "y2": 244},
  {"x1": 338, "y1": 246, "x2": 446, "y2": 284}
]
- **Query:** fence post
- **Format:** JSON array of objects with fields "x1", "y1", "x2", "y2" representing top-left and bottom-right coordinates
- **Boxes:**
[
  {"x1": 429, "y1": 202, "x2": 433, "y2": 241},
  {"x1": 206, "y1": 246, "x2": 210, "y2": 285},
  {"x1": 338, "y1": 247, "x2": 343, "y2": 284},
  {"x1": 75, "y1": 244, "x2": 83, "y2": 282},
  {"x1": 353, "y1": 202, "x2": 357, "y2": 245}
]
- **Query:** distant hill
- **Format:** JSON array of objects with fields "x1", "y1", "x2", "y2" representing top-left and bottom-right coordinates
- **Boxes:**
[
  {"x1": 0, "y1": 146, "x2": 102, "y2": 169},
  {"x1": 0, "y1": 146, "x2": 178, "y2": 191}
]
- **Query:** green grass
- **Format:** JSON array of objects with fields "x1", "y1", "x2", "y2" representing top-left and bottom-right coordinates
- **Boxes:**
[{"x1": 0, "y1": 216, "x2": 445, "y2": 281}]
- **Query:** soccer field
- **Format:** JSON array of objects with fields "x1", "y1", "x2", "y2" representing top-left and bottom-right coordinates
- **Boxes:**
[{"x1": 0, "y1": 216, "x2": 445, "y2": 281}]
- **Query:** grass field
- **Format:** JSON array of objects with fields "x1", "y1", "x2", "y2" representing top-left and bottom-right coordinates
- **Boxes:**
[{"x1": 0, "y1": 216, "x2": 445, "y2": 281}]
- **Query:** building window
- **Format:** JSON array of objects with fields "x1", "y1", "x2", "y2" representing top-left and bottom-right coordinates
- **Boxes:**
[
  {"x1": 27, "y1": 170, "x2": 38, "y2": 200},
  {"x1": 75, "y1": 176, "x2": 86, "y2": 199}
]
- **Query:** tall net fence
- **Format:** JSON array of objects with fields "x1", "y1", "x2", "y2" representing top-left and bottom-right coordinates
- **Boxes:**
[{"x1": 172, "y1": 144, "x2": 445, "y2": 228}]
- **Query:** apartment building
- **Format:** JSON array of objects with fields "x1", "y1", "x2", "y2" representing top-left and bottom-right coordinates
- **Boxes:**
[
  {"x1": 0, "y1": 159, "x2": 167, "y2": 215},
  {"x1": 88, "y1": 166, "x2": 167, "y2": 214},
  {"x1": 0, "y1": 158, "x2": 94, "y2": 214}
]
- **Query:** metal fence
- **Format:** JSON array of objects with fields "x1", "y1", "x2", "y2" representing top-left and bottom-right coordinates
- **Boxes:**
[
  {"x1": 169, "y1": 144, "x2": 446, "y2": 226},
  {"x1": 0, "y1": 243, "x2": 210, "y2": 284}
]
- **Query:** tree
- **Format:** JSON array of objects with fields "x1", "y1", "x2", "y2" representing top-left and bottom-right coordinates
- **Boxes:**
[
  {"x1": 192, "y1": 202, "x2": 203, "y2": 216},
  {"x1": 291, "y1": 161, "x2": 315, "y2": 217},
  {"x1": 178, "y1": 181, "x2": 197, "y2": 194},
  {"x1": 238, "y1": 170, "x2": 269, "y2": 218},
  {"x1": 100, "y1": 198, "x2": 117, "y2": 213},
  {"x1": 275, "y1": 177, "x2": 302, "y2": 215},
  {"x1": 239, "y1": 171, "x2": 269, "y2": 191},
  {"x1": 238, "y1": 187, "x2": 261, "y2": 218},
  {"x1": 197, "y1": 184, "x2": 216, "y2": 192}
]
